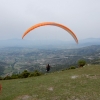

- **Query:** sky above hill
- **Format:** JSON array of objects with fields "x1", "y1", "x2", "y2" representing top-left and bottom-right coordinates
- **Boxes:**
[{"x1": 0, "y1": 0, "x2": 100, "y2": 42}]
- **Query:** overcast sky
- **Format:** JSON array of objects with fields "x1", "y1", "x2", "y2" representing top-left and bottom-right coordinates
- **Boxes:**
[{"x1": 0, "y1": 0, "x2": 100, "y2": 42}]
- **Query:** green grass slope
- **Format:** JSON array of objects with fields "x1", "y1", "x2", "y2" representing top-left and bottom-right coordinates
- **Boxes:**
[{"x1": 0, "y1": 65, "x2": 100, "y2": 100}]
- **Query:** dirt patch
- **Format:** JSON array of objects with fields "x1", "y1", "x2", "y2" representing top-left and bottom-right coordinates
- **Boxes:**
[
  {"x1": 14, "y1": 95, "x2": 32, "y2": 100},
  {"x1": 47, "y1": 87, "x2": 53, "y2": 91},
  {"x1": 71, "y1": 75, "x2": 78, "y2": 79},
  {"x1": 82, "y1": 74, "x2": 100, "y2": 79}
]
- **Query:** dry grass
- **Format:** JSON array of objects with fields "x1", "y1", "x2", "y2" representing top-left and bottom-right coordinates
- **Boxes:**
[{"x1": 0, "y1": 65, "x2": 100, "y2": 100}]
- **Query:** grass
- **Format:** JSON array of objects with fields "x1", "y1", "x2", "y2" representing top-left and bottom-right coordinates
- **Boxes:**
[{"x1": 0, "y1": 65, "x2": 100, "y2": 100}]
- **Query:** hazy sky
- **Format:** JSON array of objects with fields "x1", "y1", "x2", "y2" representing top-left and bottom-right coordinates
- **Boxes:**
[{"x1": 0, "y1": 0, "x2": 100, "y2": 41}]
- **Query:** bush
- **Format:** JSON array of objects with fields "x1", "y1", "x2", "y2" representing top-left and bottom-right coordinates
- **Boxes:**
[
  {"x1": 29, "y1": 70, "x2": 43, "y2": 77},
  {"x1": 11, "y1": 74, "x2": 19, "y2": 79},
  {"x1": 78, "y1": 60, "x2": 86, "y2": 67},
  {"x1": 20, "y1": 70, "x2": 30, "y2": 78},
  {"x1": 28, "y1": 72, "x2": 34, "y2": 77},
  {"x1": 33, "y1": 70, "x2": 42, "y2": 76},
  {"x1": 70, "y1": 66, "x2": 76, "y2": 69},
  {"x1": 4, "y1": 76, "x2": 11, "y2": 80},
  {"x1": 0, "y1": 76, "x2": 2, "y2": 80},
  {"x1": 2, "y1": 70, "x2": 43, "y2": 80},
  {"x1": 62, "y1": 69, "x2": 65, "y2": 71}
]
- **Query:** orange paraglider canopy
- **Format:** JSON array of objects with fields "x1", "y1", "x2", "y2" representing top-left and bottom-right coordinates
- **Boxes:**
[{"x1": 22, "y1": 22, "x2": 78, "y2": 44}]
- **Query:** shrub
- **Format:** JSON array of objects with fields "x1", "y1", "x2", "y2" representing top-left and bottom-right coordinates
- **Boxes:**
[
  {"x1": 78, "y1": 60, "x2": 86, "y2": 67},
  {"x1": 62, "y1": 69, "x2": 65, "y2": 71},
  {"x1": 28, "y1": 72, "x2": 34, "y2": 77},
  {"x1": 11, "y1": 74, "x2": 19, "y2": 79},
  {"x1": 33, "y1": 70, "x2": 42, "y2": 76},
  {"x1": 0, "y1": 76, "x2": 2, "y2": 80},
  {"x1": 70, "y1": 66, "x2": 76, "y2": 69},
  {"x1": 20, "y1": 70, "x2": 30, "y2": 78},
  {"x1": 4, "y1": 76, "x2": 11, "y2": 80}
]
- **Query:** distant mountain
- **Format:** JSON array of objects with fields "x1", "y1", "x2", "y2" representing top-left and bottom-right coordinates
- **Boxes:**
[
  {"x1": 79, "y1": 38, "x2": 100, "y2": 44},
  {"x1": 77, "y1": 38, "x2": 100, "y2": 48},
  {"x1": 0, "y1": 38, "x2": 100, "y2": 49}
]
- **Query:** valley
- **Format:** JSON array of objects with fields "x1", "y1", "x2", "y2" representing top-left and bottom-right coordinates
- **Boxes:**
[{"x1": 0, "y1": 45, "x2": 100, "y2": 76}]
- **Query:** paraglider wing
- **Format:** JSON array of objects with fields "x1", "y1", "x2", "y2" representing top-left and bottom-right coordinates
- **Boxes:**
[{"x1": 22, "y1": 22, "x2": 78, "y2": 44}]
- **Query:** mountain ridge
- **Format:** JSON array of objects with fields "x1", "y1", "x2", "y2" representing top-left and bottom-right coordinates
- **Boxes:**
[{"x1": 0, "y1": 38, "x2": 100, "y2": 48}]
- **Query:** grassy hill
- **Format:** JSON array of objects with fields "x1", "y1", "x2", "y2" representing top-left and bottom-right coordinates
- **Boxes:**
[{"x1": 0, "y1": 65, "x2": 100, "y2": 100}]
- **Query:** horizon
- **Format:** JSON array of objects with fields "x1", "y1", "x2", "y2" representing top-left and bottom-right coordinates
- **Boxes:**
[
  {"x1": 0, "y1": 37, "x2": 100, "y2": 41},
  {"x1": 0, "y1": 37, "x2": 100, "y2": 49}
]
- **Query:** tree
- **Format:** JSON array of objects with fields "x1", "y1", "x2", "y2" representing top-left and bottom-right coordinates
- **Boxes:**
[
  {"x1": 20, "y1": 70, "x2": 30, "y2": 78},
  {"x1": 78, "y1": 60, "x2": 86, "y2": 67}
]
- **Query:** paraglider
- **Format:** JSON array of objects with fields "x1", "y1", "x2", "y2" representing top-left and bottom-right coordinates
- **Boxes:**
[
  {"x1": 22, "y1": 22, "x2": 78, "y2": 44},
  {"x1": 46, "y1": 64, "x2": 51, "y2": 72}
]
